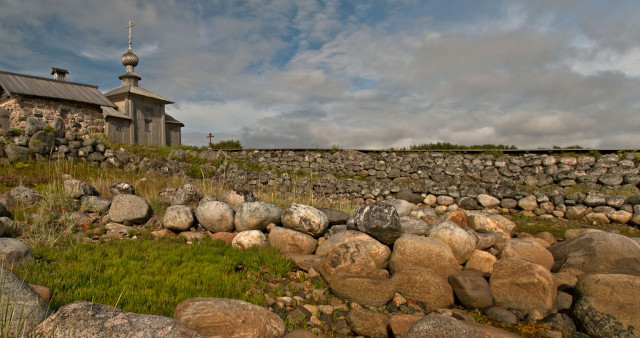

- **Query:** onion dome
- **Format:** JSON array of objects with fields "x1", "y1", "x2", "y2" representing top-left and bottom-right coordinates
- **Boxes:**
[{"x1": 121, "y1": 48, "x2": 139, "y2": 68}]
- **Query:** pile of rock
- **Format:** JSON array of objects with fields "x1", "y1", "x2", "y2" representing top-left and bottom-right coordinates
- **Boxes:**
[{"x1": 2, "y1": 177, "x2": 640, "y2": 337}]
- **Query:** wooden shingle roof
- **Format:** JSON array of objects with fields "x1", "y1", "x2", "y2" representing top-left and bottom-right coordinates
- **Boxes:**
[
  {"x1": 105, "y1": 85, "x2": 174, "y2": 104},
  {"x1": 0, "y1": 70, "x2": 115, "y2": 107}
]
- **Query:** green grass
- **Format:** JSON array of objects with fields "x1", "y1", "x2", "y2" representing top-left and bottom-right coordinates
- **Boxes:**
[{"x1": 11, "y1": 238, "x2": 291, "y2": 317}]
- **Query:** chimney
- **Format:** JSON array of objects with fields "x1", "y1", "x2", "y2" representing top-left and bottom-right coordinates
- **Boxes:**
[{"x1": 51, "y1": 67, "x2": 69, "y2": 81}]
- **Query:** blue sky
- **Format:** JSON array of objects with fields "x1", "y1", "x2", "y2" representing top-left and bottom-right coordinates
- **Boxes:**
[{"x1": 2, "y1": 0, "x2": 640, "y2": 149}]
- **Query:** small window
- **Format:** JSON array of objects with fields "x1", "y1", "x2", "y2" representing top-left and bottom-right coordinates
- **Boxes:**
[
  {"x1": 144, "y1": 120, "x2": 151, "y2": 132},
  {"x1": 116, "y1": 121, "x2": 123, "y2": 132}
]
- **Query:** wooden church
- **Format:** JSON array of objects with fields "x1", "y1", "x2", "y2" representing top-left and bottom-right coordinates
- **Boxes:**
[{"x1": 0, "y1": 21, "x2": 183, "y2": 146}]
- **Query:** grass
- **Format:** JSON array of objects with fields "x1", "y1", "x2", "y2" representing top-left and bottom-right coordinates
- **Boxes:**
[
  {"x1": 11, "y1": 237, "x2": 291, "y2": 317},
  {"x1": 510, "y1": 212, "x2": 640, "y2": 239}
]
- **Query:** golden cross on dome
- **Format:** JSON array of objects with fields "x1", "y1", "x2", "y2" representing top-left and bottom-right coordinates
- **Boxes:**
[{"x1": 127, "y1": 21, "x2": 135, "y2": 49}]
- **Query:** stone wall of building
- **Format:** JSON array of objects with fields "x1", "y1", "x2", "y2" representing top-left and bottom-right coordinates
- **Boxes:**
[{"x1": 1, "y1": 96, "x2": 105, "y2": 135}]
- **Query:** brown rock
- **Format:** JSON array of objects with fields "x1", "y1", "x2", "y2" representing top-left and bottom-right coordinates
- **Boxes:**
[
  {"x1": 174, "y1": 297, "x2": 285, "y2": 338},
  {"x1": 389, "y1": 314, "x2": 423, "y2": 337},
  {"x1": 29, "y1": 284, "x2": 52, "y2": 302},
  {"x1": 316, "y1": 230, "x2": 390, "y2": 269},
  {"x1": 465, "y1": 250, "x2": 497, "y2": 274},
  {"x1": 329, "y1": 276, "x2": 395, "y2": 307},
  {"x1": 346, "y1": 307, "x2": 390, "y2": 338},
  {"x1": 318, "y1": 242, "x2": 378, "y2": 282},
  {"x1": 392, "y1": 267, "x2": 454, "y2": 311},
  {"x1": 490, "y1": 257, "x2": 557, "y2": 316},
  {"x1": 389, "y1": 234, "x2": 462, "y2": 278},
  {"x1": 152, "y1": 229, "x2": 177, "y2": 238},
  {"x1": 268, "y1": 226, "x2": 318, "y2": 254},
  {"x1": 282, "y1": 253, "x2": 322, "y2": 272},
  {"x1": 207, "y1": 231, "x2": 235, "y2": 245},
  {"x1": 444, "y1": 211, "x2": 468, "y2": 228},
  {"x1": 448, "y1": 270, "x2": 493, "y2": 310},
  {"x1": 576, "y1": 273, "x2": 640, "y2": 303},
  {"x1": 499, "y1": 239, "x2": 554, "y2": 270}
]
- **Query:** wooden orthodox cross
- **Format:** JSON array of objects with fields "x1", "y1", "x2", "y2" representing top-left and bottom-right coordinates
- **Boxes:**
[
  {"x1": 207, "y1": 133, "x2": 214, "y2": 149},
  {"x1": 127, "y1": 21, "x2": 135, "y2": 49}
]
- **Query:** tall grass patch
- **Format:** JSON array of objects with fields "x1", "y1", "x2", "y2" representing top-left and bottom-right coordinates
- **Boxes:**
[{"x1": 12, "y1": 238, "x2": 291, "y2": 317}]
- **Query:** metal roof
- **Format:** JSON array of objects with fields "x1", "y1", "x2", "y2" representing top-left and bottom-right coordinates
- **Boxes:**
[
  {"x1": 0, "y1": 70, "x2": 115, "y2": 107},
  {"x1": 104, "y1": 85, "x2": 174, "y2": 104},
  {"x1": 165, "y1": 113, "x2": 184, "y2": 126},
  {"x1": 102, "y1": 106, "x2": 132, "y2": 120}
]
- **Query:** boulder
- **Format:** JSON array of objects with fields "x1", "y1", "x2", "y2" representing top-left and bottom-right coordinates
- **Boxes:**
[
  {"x1": 9, "y1": 185, "x2": 41, "y2": 206},
  {"x1": 499, "y1": 239, "x2": 554, "y2": 270},
  {"x1": 163, "y1": 205, "x2": 195, "y2": 232},
  {"x1": 389, "y1": 234, "x2": 462, "y2": 278},
  {"x1": 207, "y1": 231, "x2": 235, "y2": 245},
  {"x1": 443, "y1": 211, "x2": 468, "y2": 228},
  {"x1": 562, "y1": 228, "x2": 603, "y2": 241},
  {"x1": 476, "y1": 194, "x2": 501, "y2": 209},
  {"x1": 448, "y1": 269, "x2": 494, "y2": 309},
  {"x1": 384, "y1": 199, "x2": 415, "y2": 217},
  {"x1": 0, "y1": 238, "x2": 34, "y2": 267},
  {"x1": 548, "y1": 231, "x2": 640, "y2": 275},
  {"x1": 316, "y1": 208, "x2": 349, "y2": 225},
  {"x1": 518, "y1": 195, "x2": 538, "y2": 211},
  {"x1": 565, "y1": 205, "x2": 588, "y2": 220},
  {"x1": 392, "y1": 267, "x2": 454, "y2": 311},
  {"x1": 346, "y1": 307, "x2": 390, "y2": 338},
  {"x1": 170, "y1": 184, "x2": 203, "y2": 207},
  {"x1": 267, "y1": 227, "x2": 317, "y2": 254},
  {"x1": 281, "y1": 203, "x2": 328, "y2": 237},
  {"x1": 489, "y1": 257, "x2": 557, "y2": 316},
  {"x1": 5, "y1": 145, "x2": 31, "y2": 163},
  {"x1": 1, "y1": 268, "x2": 50, "y2": 336},
  {"x1": 194, "y1": 200, "x2": 234, "y2": 233},
  {"x1": 232, "y1": 230, "x2": 267, "y2": 249},
  {"x1": 0, "y1": 203, "x2": 11, "y2": 219},
  {"x1": 315, "y1": 230, "x2": 390, "y2": 269},
  {"x1": 50, "y1": 117, "x2": 65, "y2": 138},
  {"x1": 80, "y1": 195, "x2": 111, "y2": 214},
  {"x1": 109, "y1": 181, "x2": 135, "y2": 197},
  {"x1": 328, "y1": 276, "x2": 395, "y2": 307},
  {"x1": 464, "y1": 250, "x2": 497, "y2": 274},
  {"x1": 389, "y1": 314, "x2": 422, "y2": 337},
  {"x1": 467, "y1": 213, "x2": 515, "y2": 241},
  {"x1": 399, "y1": 216, "x2": 429, "y2": 236},
  {"x1": 108, "y1": 194, "x2": 152, "y2": 224},
  {"x1": 397, "y1": 188, "x2": 424, "y2": 204},
  {"x1": 28, "y1": 130, "x2": 55, "y2": 155},
  {"x1": 174, "y1": 297, "x2": 284, "y2": 338},
  {"x1": 405, "y1": 314, "x2": 489, "y2": 338},
  {"x1": 24, "y1": 117, "x2": 46, "y2": 136},
  {"x1": 575, "y1": 274, "x2": 640, "y2": 304},
  {"x1": 180, "y1": 231, "x2": 205, "y2": 242},
  {"x1": 234, "y1": 202, "x2": 282, "y2": 232},
  {"x1": 63, "y1": 179, "x2": 98, "y2": 199},
  {"x1": 572, "y1": 296, "x2": 639, "y2": 337},
  {"x1": 218, "y1": 190, "x2": 257, "y2": 211},
  {"x1": 34, "y1": 301, "x2": 199, "y2": 337},
  {"x1": 318, "y1": 242, "x2": 378, "y2": 282},
  {"x1": 351, "y1": 202, "x2": 402, "y2": 245},
  {"x1": 427, "y1": 221, "x2": 476, "y2": 264},
  {"x1": 607, "y1": 210, "x2": 633, "y2": 224}
]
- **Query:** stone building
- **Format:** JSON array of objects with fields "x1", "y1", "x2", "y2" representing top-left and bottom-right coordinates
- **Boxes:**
[{"x1": 0, "y1": 21, "x2": 183, "y2": 146}]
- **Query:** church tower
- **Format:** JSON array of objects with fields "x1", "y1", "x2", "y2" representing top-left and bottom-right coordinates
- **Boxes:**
[{"x1": 103, "y1": 21, "x2": 183, "y2": 146}]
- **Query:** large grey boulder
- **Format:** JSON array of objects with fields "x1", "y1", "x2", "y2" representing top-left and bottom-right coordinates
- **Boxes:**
[
  {"x1": 489, "y1": 257, "x2": 557, "y2": 317},
  {"x1": 389, "y1": 234, "x2": 462, "y2": 278},
  {"x1": 28, "y1": 130, "x2": 55, "y2": 155},
  {"x1": 316, "y1": 208, "x2": 349, "y2": 225},
  {"x1": 392, "y1": 267, "x2": 454, "y2": 311},
  {"x1": 281, "y1": 203, "x2": 328, "y2": 237},
  {"x1": 405, "y1": 314, "x2": 489, "y2": 338},
  {"x1": 548, "y1": 231, "x2": 640, "y2": 275},
  {"x1": 80, "y1": 195, "x2": 111, "y2": 214},
  {"x1": 1, "y1": 268, "x2": 50, "y2": 337},
  {"x1": 9, "y1": 185, "x2": 41, "y2": 207},
  {"x1": 397, "y1": 188, "x2": 424, "y2": 204},
  {"x1": 267, "y1": 226, "x2": 317, "y2": 254},
  {"x1": 170, "y1": 184, "x2": 203, "y2": 208},
  {"x1": 194, "y1": 200, "x2": 234, "y2": 233},
  {"x1": 174, "y1": 297, "x2": 284, "y2": 338},
  {"x1": 108, "y1": 194, "x2": 152, "y2": 224},
  {"x1": 234, "y1": 202, "x2": 282, "y2": 232},
  {"x1": 351, "y1": 201, "x2": 402, "y2": 245},
  {"x1": 217, "y1": 190, "x2": 257, "y2": 211},
  {"x1": 24, "y1": 117, "x2": 46, "y2": 136},
  {"x1": 315, "y1": 230, "x2": 390, "y2": 269},
  {"x1": 384, "y1": 199, "x2": 415, "y2": 217},
  {"x1": 50, "y1": 117, "x2": 65, "y2": 138},
  {"x1": 427, "y1": 221, "x2": 476, "y2": 264},
  {"x1": 5, "y1": 145, "x2": 31, "y2": 163},
  {"x1": 33, "y1": 301, "x2": 199, "y2": 337},
  {"x1": 231, "y1": 230, "x2": 267, "y2": 249},
  {"x1": 63, "y1": 179, "x2": 98, "y2": 199},
  {"x1": 163, "y1": 205, "x2": 195, "y2": 232},
  {"x1": 399, "y1": 216, "x2": 429, "y2": 236},
  {"x1": 0, "y1": 238, "x2": 34, "y2": 267}
]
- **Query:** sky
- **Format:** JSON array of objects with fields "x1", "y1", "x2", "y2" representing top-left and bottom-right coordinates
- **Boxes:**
[{"x1": 1, "y1": 0, "x2": 640, "y2": 149}]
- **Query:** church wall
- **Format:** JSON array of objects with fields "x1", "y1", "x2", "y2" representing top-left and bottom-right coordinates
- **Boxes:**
[
  {"x1": 0, "y1": 95, "x2": 105, "y2": 135},
  {"x1": 166, "y1": 124, "x2": 181, "y2": 146},
  {"x1": 105, "y1": 117, "x2": 132, "y2": 145},
  {"x1": 133, "y1": 97, "x2": 166, "y2": 146}
]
